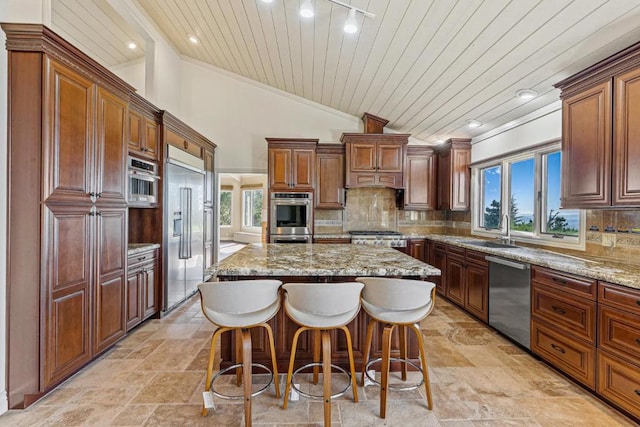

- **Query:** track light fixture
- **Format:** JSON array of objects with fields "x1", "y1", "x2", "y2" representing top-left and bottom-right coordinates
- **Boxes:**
[
  {"x1": 344, "y1": 8, "x2": 358, "y2": 33},
  {"x1": 295, "y1": 0, "x2": 375, "y2": 32}
]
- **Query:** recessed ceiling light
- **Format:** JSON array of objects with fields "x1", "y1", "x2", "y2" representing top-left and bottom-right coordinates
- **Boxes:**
[
  {"x1": 344, "y1": 8, "x2": 358, "y2": 33},
  {"x1": 126, "y1": 40, "x2": 137, "y2": 50},
  {"x1": 516, "y1": 89, "x2": 538, "y2": 100},
  {"x1": 188, "y1": 34, "x2": 200, "y2": 44},
  {"x1": 300, "y1": 0, "x2": 314, "y2": 18},
  {"x1": 261, "y1": 0, "x2": 273, "y2": 3},
  {"x1": 466, "y1": 119, "x2": 481, "y2": 128}
]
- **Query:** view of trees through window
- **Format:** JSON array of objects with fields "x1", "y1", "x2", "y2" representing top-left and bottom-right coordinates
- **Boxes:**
[
  {"x1": 219, "y1": 190, "x2": 232, "y2": 226},
  {"x1": 243, "y1": 189, "x2": 263, "y2": 228},
  {"x1": 479, "y1": 150, "x2": 579, "y2": 238}
]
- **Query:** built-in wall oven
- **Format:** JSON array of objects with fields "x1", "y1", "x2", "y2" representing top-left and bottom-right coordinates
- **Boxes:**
[
  {"x1": 128, "y1": 156, "x2": 160, "y2": 206},
  {"x1": 269, "y1": 192, "x2": 312, "y2": 243}
]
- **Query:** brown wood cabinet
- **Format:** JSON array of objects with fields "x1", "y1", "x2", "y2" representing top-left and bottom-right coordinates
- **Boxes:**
[
  {"x1": 443, "y1": 245, "x2": 488, "y2": 322},
  {"x1": 404, "y1": 146, "x2": 437, "y2": 210},
  {"x1": 435, "y1": 138, "x2": 471, "y2": 211},
  {"x1": 315, "y1": 144, "x2": 344, "y2": 209},
  {"x1": 530, "y1": 266, "x2": 597, "y2": 389},
  {"x1": 266, "y1": 138, "x2": 318, "y2": 190},
  {"x1": 128, "y1": 93, "x2": 160, "y2": 162},
  {"x1": 428, "y1": 241, "x2": 447, "y2": 295},
  {"x1": 408, "y1": 238, "x2": 427, "y2": 262},
  {"x1": 126, "y1": 248, "x2": 159, "y2": 330},
  {"x1": 3, "y1": 23, "x2": 134, "y2": 408},
  {"x1": 597, "y1": 282, "x2": 640, "y2": 419},
  {"x1": 555, "y1": 41, "x2": 640, "y2": 208},
  {"x1": 341, "y1": 133, "x2": 409, "y2": 189}
]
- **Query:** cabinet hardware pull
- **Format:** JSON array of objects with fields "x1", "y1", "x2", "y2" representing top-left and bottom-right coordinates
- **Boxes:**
[
  {"x1": 552, "y1": 306, "x2": 566, "y2": 315},
  {"x1": 636, "y1": 338, "x2": 640, "y2": 345},
  {"x1": 96, "y1": 212, "x2": 102, "y2": 216},
  {"x1": 550, "y1": 344, "x2": 565, "y2": 354},
  {"x1": 635, "y1": 390, "x2": 640, "y2": 396},
  {"x1": 552, "y1": 277, "x2": 567, "y2": 285},
  {"x1": 88, "y1": 212, "x2": 95, "y2": 216},
  {"x1": 636, "y1": 300, "x2": 640, "y2": 306},
  {"x1": 138, "y1": 256, "x2": 147, "y2": 261},
  {"x1": 96, "y1": 193, "x2": 101, "y2": 198},
  {"x1": 89, "y1": 192, "x2": 96, "y2": 197}
]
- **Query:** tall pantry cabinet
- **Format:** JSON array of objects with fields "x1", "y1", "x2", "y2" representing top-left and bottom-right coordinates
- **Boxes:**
[{"x1": 3, "y1": 24, "x2": 131, "y2": 408}]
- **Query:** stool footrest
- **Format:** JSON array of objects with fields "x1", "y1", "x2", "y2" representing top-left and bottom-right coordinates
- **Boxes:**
[
  {"x1": 364, "y1": 357, "x2": 425, "y2": 392},
  {"x1": 210, "y1": 363, "x2": 274, "y2": 400},
  {"x1": 290, "y1": 362, "x2": 352, "y2": 401}
]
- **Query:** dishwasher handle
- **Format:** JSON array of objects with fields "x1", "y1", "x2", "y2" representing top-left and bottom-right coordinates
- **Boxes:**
[{"x1": 485, "y1": 255, "x2": 530, "y2": 270}]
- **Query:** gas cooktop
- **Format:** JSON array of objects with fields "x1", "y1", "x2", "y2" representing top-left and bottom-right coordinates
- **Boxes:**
[{"x1": 348, "y1": 230, "x2": 402, "y2": 236}]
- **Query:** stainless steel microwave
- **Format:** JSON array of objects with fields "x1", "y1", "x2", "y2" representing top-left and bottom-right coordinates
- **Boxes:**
[
  {"x1": 128, "y1": 156, "x2": 160, "y2": 206},
  {"x1": 269, "y1": 192, "x2": 312, "y2": 236}
]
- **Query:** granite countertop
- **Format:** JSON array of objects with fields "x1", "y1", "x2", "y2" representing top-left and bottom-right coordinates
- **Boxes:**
[
  {"x1": 420, "y1": 234, "x2": 640, "y2": 290},
  {"x1": 128, "y1": 243, "x2": 161, "y2": 255},
  {"x1": 313, "y1": 233, "x2": 352, "y2": 239},
  {"x1": 208, "y1": 243, "x2": 440, "y2": 278}
]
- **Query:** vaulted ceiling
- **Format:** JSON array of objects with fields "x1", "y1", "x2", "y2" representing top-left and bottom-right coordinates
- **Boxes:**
[{"x1": 50, "y1": 0, "x2": 640, "y2": 143}]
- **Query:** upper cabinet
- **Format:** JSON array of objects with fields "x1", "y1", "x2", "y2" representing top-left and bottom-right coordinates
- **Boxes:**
[
  {"x1": 316, "y1": 144, "x2": 345, "y2": 209},
  {"x1": 555, "y1": 41, "x2": 640, "y2": 208},
  {"x1": 128, "y1": 93, "x2": 160, "y2": 162},
  {"x1": 435, "y1": 138, "x2": 471, "y2": 211},
  {"x1": 404, "y1": 146, "x2": 437, "y2": 210},
  {"x1": 266, "y1": 138, "x2": 318, "y2": 190},
  {"x1": 341, "y1": 133, "x2": 409, "y2": 189}
]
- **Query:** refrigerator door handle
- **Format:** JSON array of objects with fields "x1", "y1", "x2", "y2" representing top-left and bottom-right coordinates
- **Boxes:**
[
  {"x1": 187, "y1": 187, "x2": 193, "y2": 258},
  {"x1": 179, "y1": 187, "x2": 189, "y2": 259}
]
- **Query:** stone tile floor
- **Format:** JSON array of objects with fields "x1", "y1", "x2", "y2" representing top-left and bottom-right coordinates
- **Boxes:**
[{"x1": 0, "y1": 295, "x2": 636, "y2": 426}]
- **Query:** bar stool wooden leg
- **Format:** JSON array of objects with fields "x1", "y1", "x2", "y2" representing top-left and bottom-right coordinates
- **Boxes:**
[
  {"x1": 360, "y1": 319, "x2": 376, "y2": 386},
  {"x1": 241, "y1": 329, "x2": 253, "y2": 427},
  {"x1": 283, "y1": 327, "x2": 307, "y2": 409},
  {"x1": 202, "y1": 326, "x2": 230, "y2": 416},
  {"x1": 380, "y1": 324, "x2": 394, "y2": 419},
  {"x1": 261, "y1": 323, "x2": 281, "y2": 398},
  {"x1": 236, "y1": 330, "x2": 243, "y2": 386},
  {"x1": 409, "y1": 323, "x2": 433, "y2": 410},
  {"x1": 321, "y1": 330, "x2": 332, "y2": 427},
  {"x1": 312, "y1": 329, "x2": 321, "y2": 385},
  {"x1": 339, "y1": 326, "x2": 359, "y2": 403},
  {"x1": 399, "y1": 325, "x2": 407, "y2": 381}
]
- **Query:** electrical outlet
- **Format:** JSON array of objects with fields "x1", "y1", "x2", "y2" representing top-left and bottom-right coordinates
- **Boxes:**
[{"x1": 601, "y1": 234, "x2": 616, "y2": 248}]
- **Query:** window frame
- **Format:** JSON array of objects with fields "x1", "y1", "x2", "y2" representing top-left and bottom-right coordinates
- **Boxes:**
[
  {"x1": 471, "y1": 141, "x2": 586, "y2": 250},
  {"x1": 242, "y1": 188, "x2": 263, "y2": 231},
  {"x1": 219, "y1": 189, "x2": 233, "y2": 228}
]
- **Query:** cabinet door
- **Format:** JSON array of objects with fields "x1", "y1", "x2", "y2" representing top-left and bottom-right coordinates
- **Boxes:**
[
  {"x1": 292, "y1": 149, "x2": 315, "y2": 188},
  {"x1": 445, "y1": 255, "x2": 465, "y2": 306},
  {"x1": 126, "y1": 269, "x2": 142, "y2": 331},
  {"x1": 94, "y1": 208, "x2": 127, "y2": 353},
  {"x1": 316, "y1": 152, "x2": 344, "y2": 208},
  {"x1": 432, "y1": 247, "x2": 446, "y2": 295},
  {"x1": 269, "y1": 148, "x2": 292, "y2": 189},
  {"x1": 408, "y1": 239, "x2": 426, "y2": 262},
  {"x1": 143, "y1": 262, "x2": 157, "y2": 318},
  {"x1": 43, "y1": 205, "x2": 93, "y2": 388},
  {"x1": 128, "y1": 110, "x2": 143, "y2": 154},
  {"x1": 349, "y1": 143, "x2": 376, "y2": 172},
  {"x1": 561, "y1": 81, "x2": 612, "y2": 208},
  {"x1": 43, "y1": 58, "x2": 94, "y2": 205},
  {"x1": 404, "y1": 151, "x2": 436, "y2": 210},
  {"x1": 144, "y1": 119, "x2": 159, "y2": 161},
  {"x1": 613, "y1": 68, "x2": 640, "y2": 206},
  {"x1": 95, "y1": 87, "x2": 128, "y2": 204},
  {"x1": 465, "y1": 263, "x2": 488, "y2": 322},
  {"x1": 204, "y1": 149, "x2": 215, "y2": 206},
  {"x1": 437, "y1": 150, "x2": 451, "y2": 210},
  {"x1": 451, "y1": 148, "x2": 470, "y2": 210},
  {"x1": 376, "y1": 144, "x2": 403, "y2": 172}
]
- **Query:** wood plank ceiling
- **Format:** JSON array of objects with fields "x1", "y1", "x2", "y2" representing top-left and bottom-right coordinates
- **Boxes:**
[{"x1": 51, "y1": 0, "x2": 640, "y2": 143}]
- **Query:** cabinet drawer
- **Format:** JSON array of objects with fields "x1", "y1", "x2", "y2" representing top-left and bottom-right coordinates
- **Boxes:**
[
  {"x1": 531, "y1": 320, "x2": 596, "y2": 389},
  {"x1": 598, "y1": 350, "x2": 640, "y2": 419},
  {"x1": 446, "y1": 244, "x2": 465, "y2": 257},
  {"x1": 466, "y1": 249, "x2": 488, "y2": 267},
  {"x1": 128, "y1": 250, "x2": 156, "y2": 269},
  {"x1": 598, "y1": 305, "x2": 640, "y2": 360},
  {"x1": 599, "y1": 282, "x2": 640, "y2": 315},
  {"x1": 532, "y1": 284, "x2": 596, "y2": 344},
  {"x1": 531, "y1": 266, "x2": 596, "y2": 300}
]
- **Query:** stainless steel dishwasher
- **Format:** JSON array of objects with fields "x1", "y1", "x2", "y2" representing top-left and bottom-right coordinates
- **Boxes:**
[{"x1": 486, "y1": 256, "x2": 531, "y2": 349}]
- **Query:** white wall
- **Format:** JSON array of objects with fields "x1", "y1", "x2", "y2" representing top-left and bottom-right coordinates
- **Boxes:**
[
  {"x1": 110, "y1": 57, "x2": 146, "y2": 96},
  {"x1": 179, "y1": 58, "x2": 362, "y2": 173},
  {"x1": 471, "y1": 104, "x2": 562, "y2": 163}
]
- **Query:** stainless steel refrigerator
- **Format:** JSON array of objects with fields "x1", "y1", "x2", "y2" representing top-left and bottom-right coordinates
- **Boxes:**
[{"x1": 164, "y1": 146, "x2": 205, "y2": 312}]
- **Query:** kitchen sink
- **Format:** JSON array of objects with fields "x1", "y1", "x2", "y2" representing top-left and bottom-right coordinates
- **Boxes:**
[{"x1": 460, "y1": 240, "x2": 518, "y2": 249}]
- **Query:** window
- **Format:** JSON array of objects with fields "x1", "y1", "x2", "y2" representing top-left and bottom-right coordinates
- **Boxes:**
[
  {"x1": 219, "y1": 190, "x2": 232, "y2": 227},
  {"x1": 242, "y1": 189, "x2": 263, "y2": 229},
  {"x1": 472, "y1": 142, "x2": 584, "y2": 249}
]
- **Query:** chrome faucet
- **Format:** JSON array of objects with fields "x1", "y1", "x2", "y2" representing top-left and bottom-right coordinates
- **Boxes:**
[{"x1": 498, "y1": 213, "x2": 511, "y2": 244}]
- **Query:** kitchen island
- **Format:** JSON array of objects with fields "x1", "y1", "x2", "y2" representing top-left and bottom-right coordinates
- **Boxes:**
[{"x1": 207, "y1": 243, "x2": 441, "y2": 371}]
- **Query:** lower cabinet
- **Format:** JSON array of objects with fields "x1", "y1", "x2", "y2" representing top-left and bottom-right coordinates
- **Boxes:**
[
  {"x1": 126, "y1": 248, "x2": 158, "y2": 331},
  {"x1": 407, "y1": 238, "x2": 426, "y2": 261},
  {"x1": 428, "y1": 241, "x2": 447, "y2": 295},
  {"x1": 312, "y1": 238, "x2": 351, "y2": 244},
  {"x1": 530, "y1": 266, "x2": 597, "y2": 390},
  {"x1": 444, "y1": 245, "x2": 489, "y2": 322}
]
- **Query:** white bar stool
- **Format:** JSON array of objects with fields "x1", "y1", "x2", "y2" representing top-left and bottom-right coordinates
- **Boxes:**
[
  {"x1": 281, "y1": 282, "x2": 364, "y2": 427},
  {"x1": 198, "y1": 280, "x2": 283, "y2": 427},
  {"x1": 356, "y1": 277, "x2": 436, "y2": 419}
]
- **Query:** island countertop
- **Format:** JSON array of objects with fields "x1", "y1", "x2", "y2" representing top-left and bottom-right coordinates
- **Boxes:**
[{"x1": 208, "y1": 243, "x2": 441, "y2": 278}]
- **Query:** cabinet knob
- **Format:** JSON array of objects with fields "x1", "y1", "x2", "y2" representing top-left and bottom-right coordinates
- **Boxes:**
[
  {"x1": 551, "y1": 305, "x2": 566, "y2": 315},
  {"x1": 552, "y1": 277, "x2": 567, "y2": 285},
  {"x1": 635, "y1": 338, "x2": 640, "y2": 345},
  {"x1": 550, "y1": 343, "x2": 565, "y2": 354},
  {"x1": 96, "y1": 211, "x2": 102, "y2": 216},
  {"x1": 138, "y1": 256, "x2": 147, "y2": 262},
  {"x1": 88, "y1": 212, "x2": 95, "y2": 216},
  {"x1": 89, "y1": 192, "x2": 96, "y2": 197}
]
